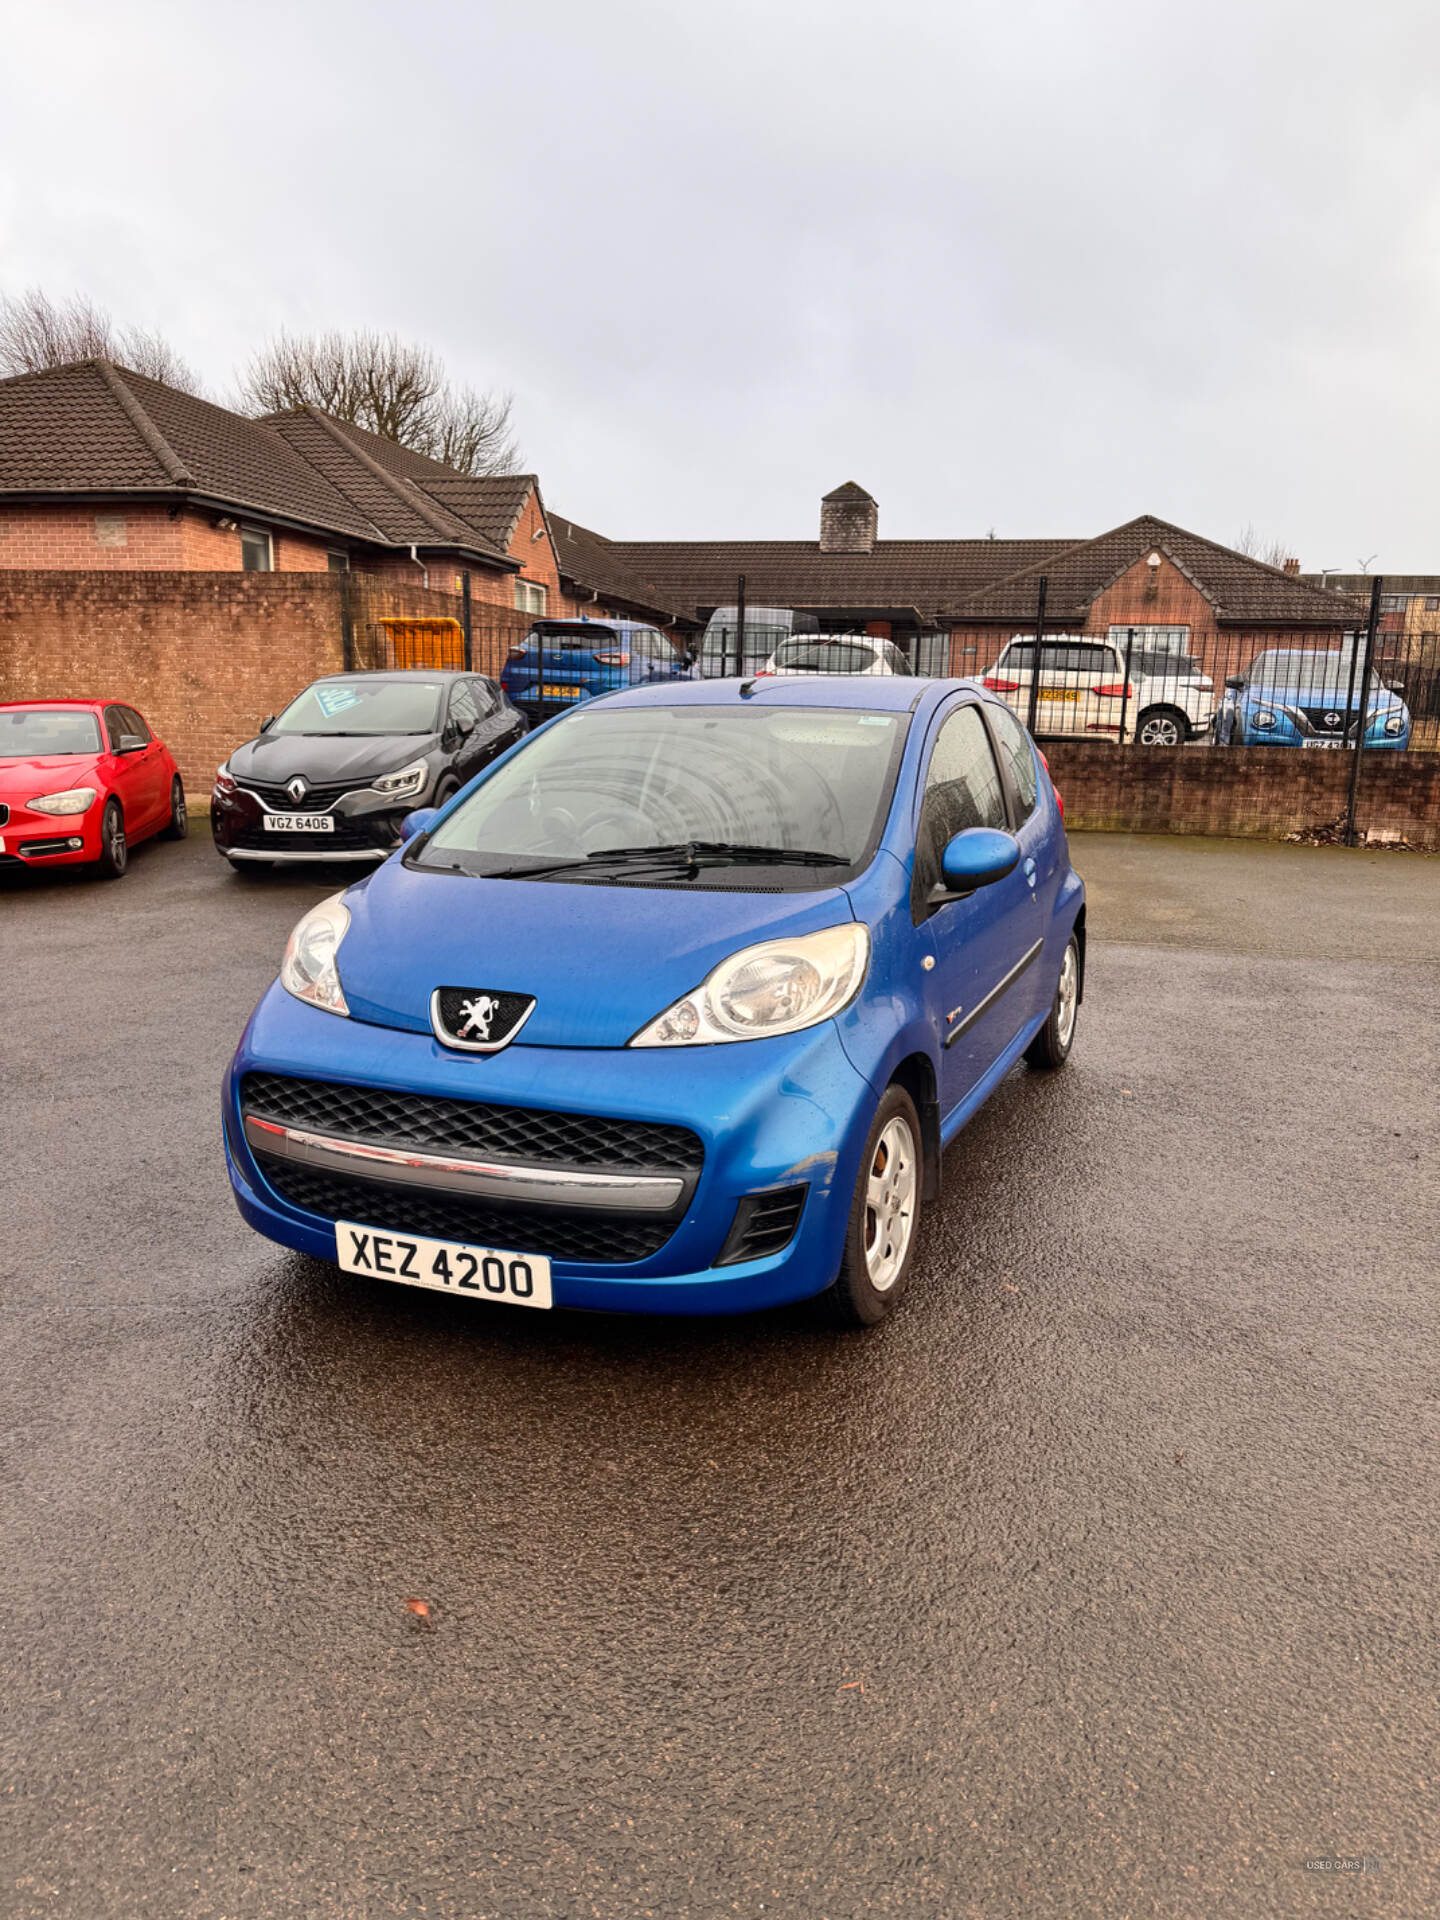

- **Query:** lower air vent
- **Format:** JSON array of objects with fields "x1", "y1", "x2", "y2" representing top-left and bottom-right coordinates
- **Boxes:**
[{"x1": 714, "y1": 1186, "x2": 807, "y2": 1267}]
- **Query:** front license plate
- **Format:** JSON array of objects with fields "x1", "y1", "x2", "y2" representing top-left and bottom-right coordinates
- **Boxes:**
[
  {"x1": 1302, "y1": 738, "x2": 1344, "y2": 749},
  {"x1": 1038, "y1": 688, "x2": 1080, "y2": 701},
  {"x1": 336, "y1": 1219, "x2": 553, "y2": 1309},
  {"x1": 263, "y1": 813, "x2": 335, "y2": 832}
]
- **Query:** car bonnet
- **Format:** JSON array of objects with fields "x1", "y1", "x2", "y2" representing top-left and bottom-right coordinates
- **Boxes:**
[{"x1": 333, "y1": 856, "x2": 861, "y2": 1048}]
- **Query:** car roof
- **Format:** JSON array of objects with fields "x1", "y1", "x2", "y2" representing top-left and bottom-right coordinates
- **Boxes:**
[
  {"x1": 308, "y1": 669, "x2": 474, "y2": 683},
  {"x1": 0, "y1": 697, "x2": 108, "y2": 711},
  {"x1": 590, "y1": 675, "x2": 980, "y2": 715}
]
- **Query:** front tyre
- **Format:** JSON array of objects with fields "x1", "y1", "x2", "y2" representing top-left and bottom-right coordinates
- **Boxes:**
[
  {"x1": 1026, "y1": 934, "x2": 1080, "y2": 1070},
  {"x1": 96, "y1": 799, "x2": 128, "y2": 879},
  {"x1": 160, "y1": 776, "x2": 188, "y2": 839},
  {"x1": 821, "y1": 1085, "x2": 923, "y2": 1328}
]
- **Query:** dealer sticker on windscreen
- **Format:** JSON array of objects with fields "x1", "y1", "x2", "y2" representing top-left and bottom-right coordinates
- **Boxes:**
[{"x1": 336, "y1": 1220, "x2": 553, "y2": 1308}]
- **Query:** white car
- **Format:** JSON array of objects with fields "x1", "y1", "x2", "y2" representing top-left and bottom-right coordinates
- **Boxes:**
[
  {"x1": 982, "y1": 637, "x2": 1215, "y2": 745},
  {"x1": 759, "y1": 634, "x2": 914, "y2": 677}
]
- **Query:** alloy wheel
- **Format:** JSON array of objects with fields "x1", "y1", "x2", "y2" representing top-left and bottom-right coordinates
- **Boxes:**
[
  {"x1": 1139, "y1": 711, "x2": 1182, "y2": 747},
  {"x1": 1056, "y1": 941, "x2": 1079, "y2": 1049},
  {"x1": 863, "y1": 1116, "x2": 917, "y2": 1293}
]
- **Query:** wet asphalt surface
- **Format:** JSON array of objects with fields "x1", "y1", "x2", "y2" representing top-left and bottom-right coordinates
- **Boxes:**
[{"x1": 2, "y1": 829, "x2": 1438, "y2": 1919}]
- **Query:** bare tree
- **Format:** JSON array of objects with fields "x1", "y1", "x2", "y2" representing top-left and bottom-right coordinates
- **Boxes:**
[
  {"x1": 1234, "y1": 523, "x2": 1294, "y2": 570},
  {"x1": 0, "y1": 287, "x2": 203, "y2": 391},
  {"x1": 236, "y1": 329, "x2": 518, "y2": 474}
]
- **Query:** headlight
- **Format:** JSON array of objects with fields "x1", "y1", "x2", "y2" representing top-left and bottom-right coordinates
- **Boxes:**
[
  {"x1": 1252, "y1": 708, "x2": 1277, "y2": 730},
  {"x1": 28, "y1": 787, "x2": 97, "y2": 815},
  {"x1": 630, "y1": 924, "x2": 869, "y2": 1047},
  {"x1": 1383, "y1": 712, "x2": 1405, "y2": 735},
  {"x1": 214, "y1": 764, "x2": 236, "y2": 795},
  {"x1": 372, "y1": 758, "x2": 429, "y2": 799},
  {"x1": 280, "y1": 893, "x2": 351, "y2": 1017}
]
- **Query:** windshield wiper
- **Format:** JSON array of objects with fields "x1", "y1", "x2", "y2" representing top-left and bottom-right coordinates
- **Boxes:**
[{"x1": 484, "y1": 841, "x2": 850, "y2": 881}]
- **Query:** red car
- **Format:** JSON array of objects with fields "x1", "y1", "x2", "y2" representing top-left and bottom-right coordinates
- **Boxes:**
[{"x1": 0, "y1": 699, "x2": 187, "y2": 879}]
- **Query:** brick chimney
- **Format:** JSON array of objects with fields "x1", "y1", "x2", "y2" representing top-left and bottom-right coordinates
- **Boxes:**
[
  {"x1": 820, "y1": 482, "x2": 878, "y2": 554},
  {"x1": 1283, "y1": 557, "x2": 1301, "y2": 575}
]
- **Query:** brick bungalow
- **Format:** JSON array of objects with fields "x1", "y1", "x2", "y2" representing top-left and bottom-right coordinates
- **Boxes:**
[{"x1": 604, "y1": 483, "x2": 1365, "y2": 678}]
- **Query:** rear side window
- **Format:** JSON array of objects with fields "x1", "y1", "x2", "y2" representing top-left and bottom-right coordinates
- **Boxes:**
[
  {"x1": 986, "y1": 703, "x2": 1038, "y2": 822},
  {"x1": 104, "y1": 706, "x2": 129, "y2": 750},
  {"x1": 448, "y1": 681, "x2": 480, "y2": 729},
  {"x1": 913, "y1": 704, "x2": 1008, "y2": 914}
]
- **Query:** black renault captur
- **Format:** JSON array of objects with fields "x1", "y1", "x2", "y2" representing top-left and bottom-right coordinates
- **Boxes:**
[{"x1": 212, "y1": 670, "x2": 526, "y2": 872}]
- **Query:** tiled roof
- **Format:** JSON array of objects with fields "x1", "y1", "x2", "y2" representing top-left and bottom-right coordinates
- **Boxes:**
[
  {"x1": 0, "y1": 361, "x2": 379, "y2": 537},
  {"x1": 547, "y1": 515, "x2": 695, "y2": 623},
  {"x1": 957, "y1": 516, "x2": 1367, "y2": 625},
  {"x1": 598, "y1": 538, "x2": 1079, "y2": 620},
  {"x1": 256, "y1": 409, "x2": 510, "y2": 559},
  {"x1": 422, "y1": 474, "x2": 536, "y2": 550}
]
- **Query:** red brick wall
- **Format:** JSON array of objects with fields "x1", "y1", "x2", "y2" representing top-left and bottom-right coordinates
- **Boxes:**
[
  {"x1": 1045, "y1": 741, "x2": 1440, "y2": 849},
  {"x1": 0, "y1": 571, "x2": 346, "y2": 794},
  {"x1": 0, "y1": 503, "x2": 342, "y2": 573}
]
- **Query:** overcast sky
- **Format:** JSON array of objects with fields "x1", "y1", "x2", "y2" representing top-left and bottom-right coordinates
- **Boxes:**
[{"x1": 2, "y1": 0, "x2": 1438, "y2": 565}]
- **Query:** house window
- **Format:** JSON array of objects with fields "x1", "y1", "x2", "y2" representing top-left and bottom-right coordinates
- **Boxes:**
[
  {"x1": 1107, "y1": 624, "x2": 1191, "y2": 653},
  {"x1": 94, "y1": 514, "x2": 127, "y2": 548},
  {"x1": 241, "y1": 526, "x2": 273, "y2": 571},
  {"x1": 327, "y1": 551, "x2": 349, "y2": 573},
  {"x1": 1380, "y1": 595, "x2": 1407, "y2": 613},
  {"x1": 514, "y1": 579, "x2": 547, "y2": 615},
  {"x1": 1425, "y1": 597, "x2": 1440, "y2": 612}
]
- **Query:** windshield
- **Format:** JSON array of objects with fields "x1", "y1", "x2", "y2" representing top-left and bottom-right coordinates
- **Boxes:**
[
  {"x1": 273, "y1": 678, "x2": 443, "y2": 735},
  {"x1": 1247, "y1": 651, "x2": 1355, "y2": 689},
  {"x1": 0, "y1": 709, "x2": 102, "y2": 757},
  {"x1": 416, "y1": 704, "x2": 908, "y2": 884},
  {"x1": 773, "y1": 641, "x2": 877, "y2": 673}
]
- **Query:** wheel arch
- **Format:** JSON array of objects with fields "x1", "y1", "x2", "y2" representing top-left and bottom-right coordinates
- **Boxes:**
[{"x1": 887, "y1": 1050, "x2": 941, "y2": 1204}]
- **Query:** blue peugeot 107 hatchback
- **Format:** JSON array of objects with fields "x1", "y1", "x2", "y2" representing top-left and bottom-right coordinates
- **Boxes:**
[{"x1": 224, "y1": 676, "x2": 1085, "y2": 1326}]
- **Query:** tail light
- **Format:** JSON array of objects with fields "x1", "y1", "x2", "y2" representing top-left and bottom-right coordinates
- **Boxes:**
[
  {"x1": 594, "y1": 651, "x2": 630, "y2": 667},
  {"x1": 983, "y1": 676, "x2": 1022, "y2": 693},
  {"x1": 1094, "y1": 682, "x2": 1133, "y2": 699},
  {"x1": 1036, "y1": 748, "x2": 1064, "y2": 818}
]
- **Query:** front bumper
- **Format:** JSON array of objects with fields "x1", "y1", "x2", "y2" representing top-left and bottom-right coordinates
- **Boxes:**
[
  {"x1": 0, "y1": 798, "x2": 102, "y2": 866},
  {"x1": 211, "y1": 783, "x2": 413, "y2": 862},
  {"x1": 223, "y1": 982, "x2": 877, "y2": 1314}
]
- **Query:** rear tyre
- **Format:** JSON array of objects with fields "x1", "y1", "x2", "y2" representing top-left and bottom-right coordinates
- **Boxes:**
[
  {"x1": 160, "y1": 776, "x2": 188, "y2": 839},
  {"x1": 96, "y1": 799, "x2": 128, "y2": 880},
  {"x1": 1025, "y1": 934, "x2": 1080, "y2": 1070},
  {"x1": 820, "y1": 1086, "x2": 923, "y2": 1328},
  {"x1": 1136, "y1": 705, "x2": 1188, "y2": 747}
]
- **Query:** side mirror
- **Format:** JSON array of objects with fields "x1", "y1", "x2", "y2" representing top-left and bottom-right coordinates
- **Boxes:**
[
  {"x1": 118, "y1": 734, "x2": 147, "y2": 753},
  {"x1": 1224, "y1": 675, "x2": 1244, "y2": 691},
  {"x1": 259, "y1": 714, "x2": 277, "y2": 732},
  {"x1": 399, "y1": 807, "x2": 438, "y2": 845},
  {"x1": 936, "y1": 827, "x2": 1022, "y2": 899}
]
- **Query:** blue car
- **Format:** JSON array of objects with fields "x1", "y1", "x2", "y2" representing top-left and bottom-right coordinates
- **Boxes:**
[
  {"x1": 1218, "y1": 647, "x2": 1411, "y2": 748},
  {"x1": 223, "y1": 677, "x2": 1086, "y2": 1326},
  {"x1": 499, "y1": 618, "x2": 692, "y2": 722}
]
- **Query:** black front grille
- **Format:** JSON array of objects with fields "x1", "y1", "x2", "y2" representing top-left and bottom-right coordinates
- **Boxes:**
[
  {"x1": 225, "y1": 813, "x2": 396, "y2": 853},
  {"x1": 1298, "y1": 705, "x2": 1348, "y2": 733},
  {"x1": 235, "y1": 777, "x2": 359, "y2": 808},
  {"x1": 242, "y1": 1073, "x2": 704, "y2": 1173},
  {"x1": 255, "y1": 1160, "x2": 674, "y2": 1264}
]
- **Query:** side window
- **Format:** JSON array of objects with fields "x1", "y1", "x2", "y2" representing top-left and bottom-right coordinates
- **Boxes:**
[
  {"x1": 469, "y1": 678, "x2": 497, "y2": 717},
  {"x1": 448, "y1": 681, "x2": 480, "y2": 730},
  {"x1": 104, "y1": 706, "x2": 129, "y2": 751},
  {"x1": 987, "y1": 704, "x2": 1038, "y2": 823},
  {"x1": 913, "y1": 704, "x2": 1009, "y2": 914},
  {"x1": 123, "y1": 707, "x2": 152, "y2": 743}
]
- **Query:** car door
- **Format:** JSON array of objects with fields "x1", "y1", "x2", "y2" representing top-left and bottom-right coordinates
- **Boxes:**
[
  {"x1": 102, "y1": 705, "x2": 152, "y2": 827},
  {"x1": 121, "y1": 707, "x2": 169, "y2": 826},
  {"x1": 913, "y1": 700, "x2": 1046, "y2": 1115}
]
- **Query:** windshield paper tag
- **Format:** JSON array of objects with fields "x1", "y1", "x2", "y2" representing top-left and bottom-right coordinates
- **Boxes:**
[{"x1": 315, "y1": 686, "x2": 363, "y2": 716}]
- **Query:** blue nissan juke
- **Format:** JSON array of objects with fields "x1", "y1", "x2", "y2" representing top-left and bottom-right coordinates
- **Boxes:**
[{"x1": 223, "y1": 676, "x2": 1086, "y2": 1326}]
